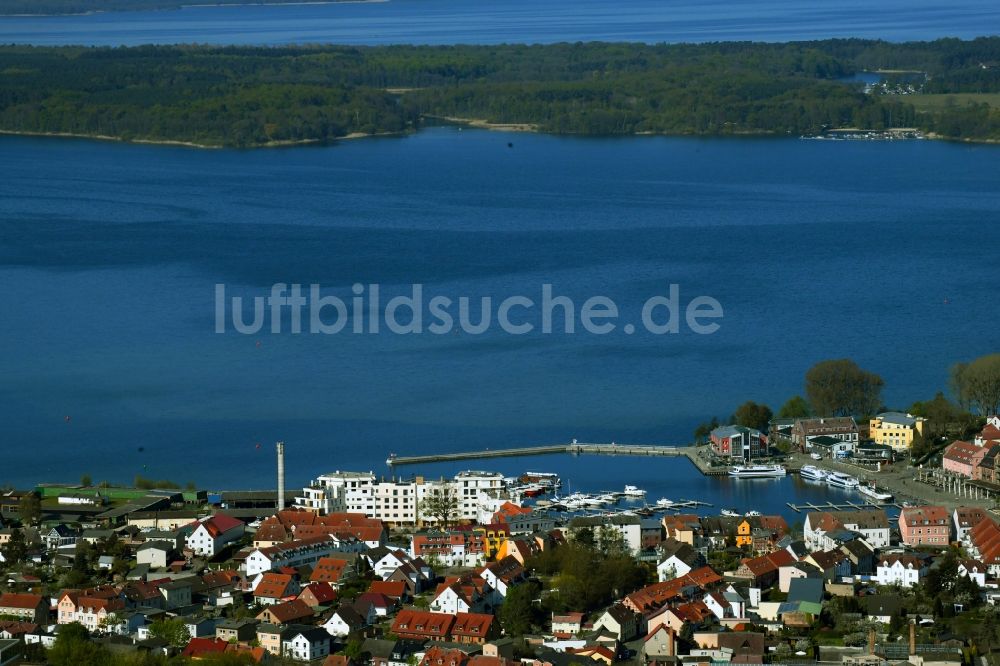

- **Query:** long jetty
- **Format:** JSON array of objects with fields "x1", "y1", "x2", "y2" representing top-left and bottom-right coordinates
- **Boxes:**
[{"x1": 386, "y1": 442, "x2": 735, "y2": 476}]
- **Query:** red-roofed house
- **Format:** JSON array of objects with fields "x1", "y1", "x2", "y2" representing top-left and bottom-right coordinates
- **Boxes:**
[
  {"x1": 735, "y1": 550, "x2": 795, "y2": 588},
  {"x1": 899, "y1": 506, "x2": 952, "y2": 546},
  {"x1": 431, "y1": 576, "x2": 490, "y2": 614},
  {"x1": 182, "y1": 637, "x2": 230, "y2": 659},
  {"x1": 0, "y1": 593, "x2": 47, "y2": 624},
  {"x1": 299, "y1": 582, "x2": 339, "y2": 608},
  {"x1": 254, "y1": 572, "x2": 299, "y2": 605},
  {"x1": 186, "y1": 514, "x2": 246, "y2": 557},
  {"x1": 368, "y1": 580, "x2": 408, "y2": 602},
  {"x1": 551, "y1": 612, "x2": 585, "y2": 638},
  {"x1": 492, "y1": 502, "x2": 532, "y2": 524},
  {"x1": 256, "y1": 598, "x2": 315, "y2": 625},
  {"x1": 944, "y1": 440, "x2": 988, "y2": 478},
  {"x1": 310, "y1": 556, "x2": 356, "y2": 588},
  {"x1": 451, "y1": 612, "x2": 498, "y2": 644},
  {"x1": 954, "y1": 507, "x2": 990, "y2": 541},
  {"x1": 392, "y1": 609, "x2": 455, "y2": 642},
  {"x1": 967, "y1": 517, "x2": 1000, "y2": 574},
  {"x1": 421, "y1": 646, "x2": 470, "y2": 666}
]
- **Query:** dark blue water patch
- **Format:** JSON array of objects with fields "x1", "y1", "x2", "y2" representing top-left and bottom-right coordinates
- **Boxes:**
[
  {"x1": 0, "y1": 0, "x2": 998, "y2": 46},
  {"x1": 0, "y1": 127, "x2": 998, "y2": 490}
]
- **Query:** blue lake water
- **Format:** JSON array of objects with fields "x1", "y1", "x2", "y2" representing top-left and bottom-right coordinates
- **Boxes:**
[
  {"x1": 1, "y1": 128, "x2": 999, "y2": 506},
  {"x1": 1, "y1": 0, "x2": 998, "y2": 46}
]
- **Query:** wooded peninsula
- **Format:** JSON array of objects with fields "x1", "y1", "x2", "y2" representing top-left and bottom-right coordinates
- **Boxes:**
[{"x1": 0, "y1": 38, "x2": 998, "y2": 147}]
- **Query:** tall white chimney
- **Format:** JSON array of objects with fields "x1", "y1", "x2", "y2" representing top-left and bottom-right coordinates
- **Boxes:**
[{"x1": 276, "y1": 441, "x2": 286, "y2": 511}]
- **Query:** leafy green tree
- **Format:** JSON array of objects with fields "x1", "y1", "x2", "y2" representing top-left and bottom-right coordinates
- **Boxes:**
[
  {"x1": 0, "y1": 528, "x2": 28, "y2": 565},
  {"x1": 693, "y1": 417, "x2": 720, "y2": 443},
  {"x1": 18, "y1": 492, "x2": 41, "y2": 525},
  {"x1": 47, "y1": 622, "x2": 110, "y2": 666},
  {"x1": 572, "y1": 527, "x2": 595, "y2": 549},
  {"x1": 778, "y1": 396, "x2": 811, "y2": 419},
  {"x1": 596, "y1": 525, "x2": 628, "y2": 556},
  {"x1": 498, "y1": 580, "x2": 541, "y2": 636},
  {"x1": 148, "y1": 617, "x2": 191, "y2": 647},
  {"x1": 80, "y1": 474, "x2": 92, "y2": 487},
  {"x1": 420, "y1": 485, "x2": 459, "y2": 528},
  {"x1": 805, "y1": 359, "x2": 884, "y2": 417},
  {"x1": 732, "y1": 401, "x2": 773, "y2": 431},
  {"x1": 951, "y1": 354, "x2": 1000, "y2": 416}
]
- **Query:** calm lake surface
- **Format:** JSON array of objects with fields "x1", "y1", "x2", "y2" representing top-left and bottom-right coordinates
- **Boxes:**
[
  {"x1": 2, "y1": 128, "x2": 999, "y2": 507},
  {"x1": 1, "y1": 0, "x2": 998, "y2": 46}
]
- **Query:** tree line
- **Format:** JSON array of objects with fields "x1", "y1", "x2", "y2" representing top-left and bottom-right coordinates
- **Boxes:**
[
  {"x1": 1, "y1": 39, "x2": 999, "y2": 147},
  {"x1": 694, "y1": 353, "x2": 998, "y2": 459}
]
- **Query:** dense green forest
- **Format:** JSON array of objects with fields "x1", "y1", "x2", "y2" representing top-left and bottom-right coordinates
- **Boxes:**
[
  {"x1": 1, "y1": 38, "x2": 999, "y2": 147},
  {"x1": 0, "y1": 0, "x2": 357, "y2": 15}
]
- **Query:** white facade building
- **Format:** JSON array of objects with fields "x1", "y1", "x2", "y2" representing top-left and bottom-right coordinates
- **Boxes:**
[{"x1": 295, "y1": 470, "x2": 506, "y2": 525}]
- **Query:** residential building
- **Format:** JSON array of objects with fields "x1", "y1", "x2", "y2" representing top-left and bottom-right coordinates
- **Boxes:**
[
  {"x1": 592, "y1": 603, "x2": 639, "y2": 641},
  {"x1": 185, "y1": 515, "x2": 245, "y2": 557},
  {"x1": 295, "y1": 470, "x2": 506, "y2": 526},
  {"x1": 215, "y1": 618, "x2": 259, "y2": 643},
  {"x1": 450, "y1": 612, "x2": 498, "y2": 644},
  {"x1": 899, "y1": 506, "x2": 952, "y2": 546},
  {"x1": 391, "y1": 609, "x2": 455, "y2": 642},
  {"x1": 136, "y1": 541, "x2": 176, "y2": 569},
  {"x1": 710, "y1": 426, "x2": 767, "y2": 461},
  {"x1": 876, "y1": 554, "x2": 929, "y2": 588},
  {"x1": 0, "y1": 594, "x2": 47, "y2": 624},
  {"x1": 943, "y1": 440, "x2": 988, "y2": 478},
  {"x1": 869, "y1": 412, "x2": 926, "y2": 451},
  {"x1": 254, "y1": 572, "x2": 300, "y2": 605},
  {"x1": 657, "y1": 539, "x2": 703, "y2": 581},
  {"x1": 804, "y1": 509, "x2": 890, "y2": 550},
  {"x1": 790, "y1": 417, "x2": 859, "y2": 450},
  {"x1": 246, "y1": 536, "x2": 358, "y2": 577},
  {"x1": 954, "y1": 507, "x2": 990, "y2": 542},
  {"x1": 551, "y1": 612, "x2": 585, "y2": 638},
  {"x1": 284, "y1": 627, "x2": 332, "y2": 661},
  {"x1": 642, "y1": 625, "x2": 677, "y2": 662},
  {"x1": 966, "y1": 517, "x2": 1000, "y2": 575}
]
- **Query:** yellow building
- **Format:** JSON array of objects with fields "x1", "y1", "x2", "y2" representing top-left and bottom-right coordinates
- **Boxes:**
[
  {"x1": 735, "y1": 519, "x2": 753, "y2": 548},
  {"x1": 473, "y1": 524, "x2": 510, "y2": 560},
  {"x1": 869, "y1": 412, "x2": 926, "y2": 451}
]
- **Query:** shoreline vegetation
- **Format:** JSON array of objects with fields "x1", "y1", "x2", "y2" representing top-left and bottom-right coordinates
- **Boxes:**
[
  {"x1": 0, "y1": 0, "x2": 382, "y2": 16},
  {"x1": 1, "y1": 39, "x2": 999, "y2": 148}
]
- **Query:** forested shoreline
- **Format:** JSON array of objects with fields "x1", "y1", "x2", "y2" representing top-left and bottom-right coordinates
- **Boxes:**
[{"x1": 0, "y1": 38, "x2": 999, "y2": 147}]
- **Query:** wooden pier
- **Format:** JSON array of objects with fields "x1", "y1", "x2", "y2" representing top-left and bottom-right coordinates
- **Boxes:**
[{"x1": 786, "y1": 500, "x2": 903, "y2": 514}]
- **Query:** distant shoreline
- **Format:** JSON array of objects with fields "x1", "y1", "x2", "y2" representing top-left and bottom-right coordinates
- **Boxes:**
[
  {"x1": 3, "y1": 125, "x2": 997, "y2": 150},
  {"x1": 0, "y1": 0, "x2": 385, "y2": 17}
]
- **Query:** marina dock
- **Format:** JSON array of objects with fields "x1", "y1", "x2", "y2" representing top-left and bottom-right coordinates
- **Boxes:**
[{"x1": 786, "y1": 500, "x2": 904, "y2": 513}]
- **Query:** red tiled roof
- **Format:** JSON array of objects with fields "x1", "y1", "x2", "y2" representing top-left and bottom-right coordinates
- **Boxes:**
[
  {"x1": 258, "y1": 599, "x2": 315, "y2": 624},
  {"x1": 311, "y1": 557, "x2": 351, "y2": 583},
  {"x1": 299, "y1": 582, "x2": 338, "y2": 606},
  {"x1": 900, "y1": 506, "x2": 950, "y2": 526},
  {"x1": 451, "y1": 612, "x2": 493, "y2": 638},
  {"x1": 255, "y1": 572, "x2": 295, "y2": 600},
  {"x1": 368, "y1": 581, "x2": 406, "y2": 599},
  {"x1": 182, "y1": 637, "x2": 229, "y2": 658},
  {"x1": 0, "y1": 593, "x2": 43, "y2": 610},
  {"x1": 200, "y1": 514, "x2": 244, "y2": 538},
  {"x1": 392, "y1": 609, "x2": 455, "y2": 639}
]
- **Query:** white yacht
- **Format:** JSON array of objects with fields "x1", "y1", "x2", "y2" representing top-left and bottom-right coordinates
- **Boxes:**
[
  {"x1": 799, "y1": 465, "x2": 827, "y2": 481},
  {"x1": 655, "y1": 498, "x2": 674, "y2": 507},
  {"x1": 623, "y1": 485, "x2": 646, "y2": 497},
  {"x1": 728, "y1": 464, "x2": 786, "y2": 478},
  {"x1": 826, "y1": 471, "x2": 860, "y2": 488},
  {"x1": 744, "y1": 510, "x2": 761, "y2": 517},
  {"x1": 720, "y1": 508, "x2": 740, "y2": 517},
  {"x1": 858, "y1": 483, "x2": 893, "y2": 503}
]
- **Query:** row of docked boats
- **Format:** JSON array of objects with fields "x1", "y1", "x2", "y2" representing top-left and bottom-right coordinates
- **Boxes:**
[
  {"x1": 547, "y1": 485, "x2": 646, "y2": 511},
  {"x1": 800, "y1": 465, "x2": 894, "y2": 503}
]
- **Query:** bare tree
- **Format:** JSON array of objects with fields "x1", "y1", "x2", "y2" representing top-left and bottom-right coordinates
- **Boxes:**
[{"x1": 421, "y1": 484, "x2": 459, "y2": 528}]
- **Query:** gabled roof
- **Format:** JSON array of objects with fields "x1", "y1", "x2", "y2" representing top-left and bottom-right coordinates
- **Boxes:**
[
  {"x1": 451, "y1": 612, "x2": 494, "y2": 638},
  {"x1": 311, "y1": 557, "x2": 352, "y2": 584},
  {"x1": 258, "y1": 599, "x2": 314, "y2": 624},
  {"x1": 299, "y1": 582, "x2": 338, "y2": 606},
  {"x1": 391, "y1": 609, "x2": 455, "y2": 638},
  {"x1": 368, "y1": 581, "x2": 406, "y2": 599},
  {"x1": 197, "y1": 514, "x2": 244, "y2": 538},
  {"x1": 255, "y1": 573, "x2": 296, "y2": 600},
  {"x1": 900, "y1": 506, "x2": 950, "y2": 526},
  {"x1": 182, "y1": 637, "x2": 229, "y2": 658},
  {"x1": 0, "y1": 593, "x2": 44, "y2": 609}
]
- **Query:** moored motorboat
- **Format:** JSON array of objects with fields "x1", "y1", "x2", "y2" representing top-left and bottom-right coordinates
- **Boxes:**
[
  {"x1": 624, "y1": 485, "x2": 646, "y2": 497},
  {"x1": 799, "y1": 465, "x2": 827, "y2": 481},
  {"x1": 858, "y1": 483, "x2": 893, "y2": 503},
  {"x1": 720, "y1": 508, "x2": 740, "y2": 517},
  {"x1": 826, "y1": 471, "x2": 860, "y2": 488},
  {"x1": 728, "y1": 464, "x2": 786, "y2": 478}
]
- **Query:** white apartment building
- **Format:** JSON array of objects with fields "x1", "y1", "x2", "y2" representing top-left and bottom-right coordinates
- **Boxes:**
[{"x1": 295, "y1": 470, "x2": 507, "y2": 526}]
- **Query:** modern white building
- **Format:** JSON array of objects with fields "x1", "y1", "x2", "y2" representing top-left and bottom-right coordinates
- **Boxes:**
[{"x1": 295, "y1": 470, "x2": 507, "y2": 526}]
